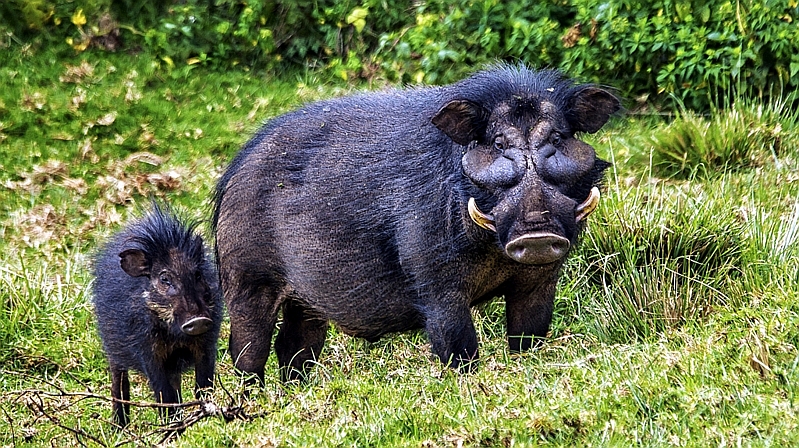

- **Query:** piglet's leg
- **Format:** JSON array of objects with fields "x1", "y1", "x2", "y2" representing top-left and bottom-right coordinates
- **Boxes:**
[
  {"x1": 194, "y1": 345, "x2": 216, "y2": 399},
  {"x1": 148, "y1": 368, "x2": 181, "y2": 421},
  {"x1": 110, "y1": 367, "x2": 130, "y2": 428}
]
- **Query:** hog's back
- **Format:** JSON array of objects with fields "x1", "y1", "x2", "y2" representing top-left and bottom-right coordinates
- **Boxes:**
[{"x1": 215, "y1": 89, "x2": 475, "y2": 336}]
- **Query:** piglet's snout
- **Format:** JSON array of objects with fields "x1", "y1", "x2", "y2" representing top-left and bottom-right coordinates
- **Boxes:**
[{"x1": 181, "y1": 316, "x2": 214, "y2": 336}]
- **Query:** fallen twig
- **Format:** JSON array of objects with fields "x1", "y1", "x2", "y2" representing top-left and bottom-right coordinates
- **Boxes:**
[
  {"x1": 24, "y1": 393, "x2": 106, "y2": 447},
  {"x1": 5, "y1": 386, "x2": 265, "y2": 447}
]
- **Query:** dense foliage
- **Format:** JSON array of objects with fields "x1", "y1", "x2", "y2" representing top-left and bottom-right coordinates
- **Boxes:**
[{"x1": 2, "y1": 0, "x2": 797, "y2": 110}]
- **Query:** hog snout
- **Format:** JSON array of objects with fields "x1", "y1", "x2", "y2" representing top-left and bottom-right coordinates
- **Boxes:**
[
  {"x1": 504, "y1": 232, "x2": 570, "y2": 264},
  {"x1": 181, "y1": 316, "x2": 214, "y2": 336}
]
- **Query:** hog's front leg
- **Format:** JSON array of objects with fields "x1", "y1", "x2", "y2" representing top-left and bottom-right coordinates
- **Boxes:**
[
  {"x1": 423, "y1": 299, "x2": 479, "y2": 372},
  {"x1": 500, "y1": 275, "x2": 556, "y2": 352}
]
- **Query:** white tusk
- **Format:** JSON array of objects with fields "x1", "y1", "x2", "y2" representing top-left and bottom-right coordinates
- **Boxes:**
[
  {"x1": 468, "y1": 197, "x2": 496, "y2": 232},
  {"x1": 575, "y1": 187, "x2": 601, "y2": 222}
]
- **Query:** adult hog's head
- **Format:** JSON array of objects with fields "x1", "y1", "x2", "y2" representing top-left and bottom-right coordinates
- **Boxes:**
[
  {"x1": 433, "y1": 67, "x2": 620, "y2": 265},
  {"x1": 119, "y1": 203, "x2": 219, "y2": 337}
]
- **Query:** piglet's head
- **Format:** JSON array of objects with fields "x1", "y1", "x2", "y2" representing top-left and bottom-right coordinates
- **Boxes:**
[
  {"x1": 119, "y1": 205, "x2": 218, "y2": 337},
  {"x1": 433, "y1": 74, "x2": 620, "y2": 265}
]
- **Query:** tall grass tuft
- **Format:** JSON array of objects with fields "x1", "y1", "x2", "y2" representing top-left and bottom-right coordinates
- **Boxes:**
[
  {"x1": 0, "y1": 254, "x2": 97, "y2": 372},
  {"x1": 743, "y1": 193, "x2": 799, "y2": 287},
  {"x1": 649, "y1": 95, "x2": 798, "y2": 179},
  {"x1": 571, "y1": 177, "x2": 745, "y2": 342}
]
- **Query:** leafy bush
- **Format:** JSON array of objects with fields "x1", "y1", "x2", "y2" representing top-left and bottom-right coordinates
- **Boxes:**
[
  {"x1": 562, "y1": 0, "x2": 799, "y2": 110},
  {"x1": 2, "y1": 0, "x2": 797, "y2": 111},
  {"x1": 371, "y1": 0, "x2": 799, "y2": 109},
  {"x1": 374, "y1": 0, "x2": 572, "y2": 84}
]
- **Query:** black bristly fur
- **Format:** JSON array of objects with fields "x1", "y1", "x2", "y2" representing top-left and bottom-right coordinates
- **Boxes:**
[
  {"x1": 213, "y1": 63, "x2": 620, "y2": 383},
  {"x1": 92, "y1": 201, "x2": 221, "y2": 428}
]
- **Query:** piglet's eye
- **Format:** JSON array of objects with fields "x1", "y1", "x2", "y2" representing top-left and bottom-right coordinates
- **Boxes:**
[
  {"x1": 159, "y1": 272, "x2": 172, "y2": 286},
  {"x1": 493, "y1": 135, "x2": 505, "y2": 151}
]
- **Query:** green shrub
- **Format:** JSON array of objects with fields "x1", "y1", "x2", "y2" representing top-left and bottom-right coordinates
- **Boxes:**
[
  {"x1": 2, "y1": 0, "x2": 797, "y2": 112},
  {"x1": 372, "y1": 0, "x2": 799, "y2": 109},
  {"x1": 374, "y1": 0, "x2": 572, "y2": 84},
  {"x1": 136, "y1": 2, "x2": 276, "y2": 68},
  {"x1": 563, "y1": 0, "x2": 799, "y2": 110},
  {"x1": 110, "y1": 0, "x2": 413, "y2": 72}
]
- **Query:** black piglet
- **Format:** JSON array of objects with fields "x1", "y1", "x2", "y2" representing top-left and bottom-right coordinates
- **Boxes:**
[{"x1": 92, "y1": 201, "x2": 221, "y2": 427}]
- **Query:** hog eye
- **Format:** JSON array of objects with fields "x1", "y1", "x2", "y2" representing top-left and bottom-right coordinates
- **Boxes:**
[
  {"x1": 159, "y1": 272, "x2": 172, "y2": 286},
  {"x1": 493, "y1": 135, "x2": 505, "y2": 152},
  {"x1": 550, "y1": 132, "x2": 563, "y2": 146}
]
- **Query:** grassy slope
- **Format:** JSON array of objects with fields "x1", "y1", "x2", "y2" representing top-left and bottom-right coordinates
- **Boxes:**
[{"x1": 1, "y1": 46, "x2": 798, "y2": 447}]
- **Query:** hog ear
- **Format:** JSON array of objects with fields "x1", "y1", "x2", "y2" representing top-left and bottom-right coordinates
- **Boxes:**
[
  {"x1": 432, "y1": 99, "x2": 490, "y2": 146},
  {"x1": 119, "y1": 249, "x2": 150, "y2": 277},
  {"x1": 566, "y1": 86, "x2": 621, "y2": 134}
]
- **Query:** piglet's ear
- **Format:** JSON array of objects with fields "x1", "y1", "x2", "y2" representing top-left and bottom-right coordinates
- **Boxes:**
[
  {"x1": 119, "y1": 249, "x2": 150, "y2": 277},
  {"x1": 566, "y1": 86, "x2": 621, "y2": 134},
  {"x1": 432, "y1": 99, "x2": 490, "y2": 146}
]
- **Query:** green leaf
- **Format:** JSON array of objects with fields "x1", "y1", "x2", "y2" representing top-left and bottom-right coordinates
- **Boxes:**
[
  {"x1": 700, "y1": 5, "x2": 711, "y2": 23},
  {"x1": 346, "y1": 7, "x2": 369, "y2": 33}
]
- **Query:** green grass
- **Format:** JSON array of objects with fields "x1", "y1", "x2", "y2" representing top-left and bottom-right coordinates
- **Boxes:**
[
  {"x1": 2, "y1": 45, "x2": 799, "y2": 447},
  {"x1": 647, "y1": 95, "x2": 798, "y2": 179}
]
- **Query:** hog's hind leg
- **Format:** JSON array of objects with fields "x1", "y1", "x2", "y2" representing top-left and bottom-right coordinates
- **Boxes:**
[
  {"x1": 274, "y1": 299, "x2": 329, "y2": 382},
  {"x1": 227, "y1": 284, "x2": 282, "y2": 385}
]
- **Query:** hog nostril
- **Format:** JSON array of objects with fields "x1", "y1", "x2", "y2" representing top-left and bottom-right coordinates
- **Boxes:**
[
  {"x1": 505, "y1": 233, "x2": 570, "y2": 265},
  {"x1": 181, "y1": 317, "x2": 213, "y2": 336}
]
